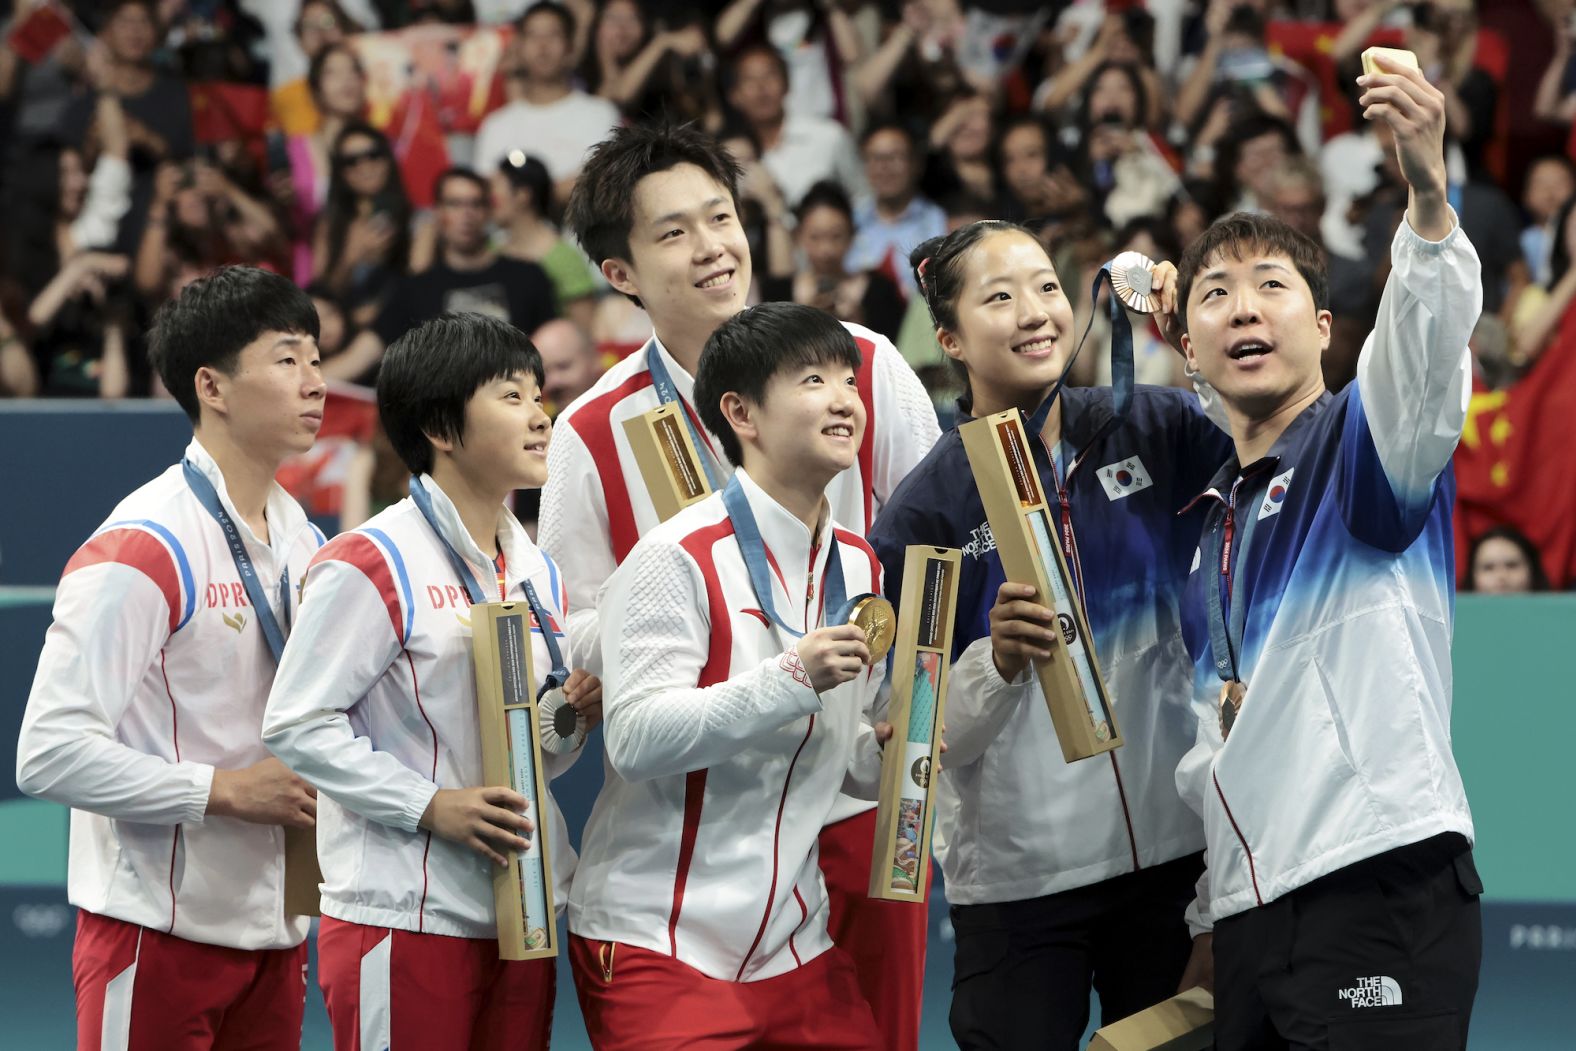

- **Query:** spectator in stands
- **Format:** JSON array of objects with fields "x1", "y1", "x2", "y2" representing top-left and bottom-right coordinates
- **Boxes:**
[
  {"x1": 1519, "y1": 155, "x2": 1575, "y2": 288},
  {"x1": 242, "y1": 0, "x2": 362, "y2": 137},
  {"x1": 851, "y1": 0, "x2": 971, "y2": 123},
  {"x1": 1210, "y1": 109, "x2": 1298, "y2": 214},
  {"x1": 286, "y1": 42, "x2": 369, "y2": 284},
  {"x1": 1176, "y1": 0, "x2": 1320, "y2": 155},
  {"x1": 135, "y1": 159, "x2": 288, "y2": 300},
  {"x1": 724, "y1": 43, "x2": 866, "y2": 208},
  {"x1": 1071, "y1": 61, "x2": 1179, "y2": 228},
  {"x1": 1511, "y1": 196, "x2": 1576, "y2": 367},
  {"x1": 313, "y1": 121, "x2": 411, "y2": 326},
  {"x1": 473, "y1": 2, "x2": 622, "y2": 208},
  {"x1": 760, "y1": 180, "x2": 905, "y2": 341},
  {"x1": 1036, "y1": 9, "x2": 1167, "y2": 133},
  {"x1": 327, "y1": 168, "x2": 557, "y2": 381},
  {"x1": 0, "y1": 306, "x2": 32, "y2": 397},
  {"x1": 533, "y1": 316, "x2": 603, "y2": 415},
  {"x1": 493, "y1": 151, "x2": 600, "y2": 333},
  {"x1": 1465, "y1": 526, "x2": 1551, "y2": 594},
  {"x1": 997, "y1": 114, "x2": 1089, "y2": 227},
  {"x1": 582, "y1": 0, "x2": 713, "y2": 122},
  {"x1": 65, "y1": 2, "x2": 194, "y2": 170},
  {"x1": 923, "y1": 92, "x2": 999, "y2": 208},
  {"x1": 716, "y1": 0, "x2": 864, "y2": 123},
  {"x1": 847, "y1": 121, "x2": 946, "y2": 301}
]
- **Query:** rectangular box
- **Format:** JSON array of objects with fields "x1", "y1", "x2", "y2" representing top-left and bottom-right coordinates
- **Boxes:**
[
  {"x1": 283, "y1": 827, "x2": 321, "y2": 917},
  {"x1": 471, "y1": 601, "x2": 558, "y2": 961},
  {"x1": 869, "y1": 546, "x2": 960, "y2": 902},
  {"x1": 622, "y1": 403, "x2": 713, "y2": 522},
  {"x1": 959, "y1": 408, "x2": 1121, "y2": 762},
  {"x1": 1089, "y1": 987, "x2": 1213, "y2": 1051}
]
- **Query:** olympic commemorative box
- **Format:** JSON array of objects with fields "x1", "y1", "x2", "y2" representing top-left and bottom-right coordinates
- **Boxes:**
[
  {"x1": 959, "y1": 408, "x2": 1121, "y2": 762},
  {"x1": 471, "y1": 601, "x2": 559, "y2": 961},
  {"x1": 283, "y1": 828, "x2": 321, "y2": 916},
  {"x1": 1089, "y1": 987, "x2": 1214, "y2": 1050},
  {"x1": 622, "y1": 403, "x2": 713, "y2": 522},
  {"x1": 869, "y1": 546, "x2": 961, "y2": 903}
]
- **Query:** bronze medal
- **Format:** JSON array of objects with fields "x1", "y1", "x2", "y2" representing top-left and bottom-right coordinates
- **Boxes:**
[
  {"x1": 1109, "y1": 251, "x2": 1161, "y2": 314},
  {"x1": 847, "y1": 595, "x2": 896, "y2": 665},
  {"x1": 1218, "y1": 679, "x2": 1246, "y2": 741}
]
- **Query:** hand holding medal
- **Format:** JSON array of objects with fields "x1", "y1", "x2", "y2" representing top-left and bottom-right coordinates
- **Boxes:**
[
  {"x1": 538, "y1": 668, "x2": 603, "y2": 755},
  {"x1": 1110, "y1": 251, "x2": 1185, "y2": 355}
]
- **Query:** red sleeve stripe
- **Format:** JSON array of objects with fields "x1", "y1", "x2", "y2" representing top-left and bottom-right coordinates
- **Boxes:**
[
  {"x1": 854, "y1": 336, "x2": 878, "y2": 531},
  {"x1": 310, "y1": 532, "x2": 406, "y2": 643},
  {"x1": 571, "y1": 372, "x2": 655, "y2": 565},
  {"x1": 65, "y1": 527, "x2": 187, "y2": 634}
]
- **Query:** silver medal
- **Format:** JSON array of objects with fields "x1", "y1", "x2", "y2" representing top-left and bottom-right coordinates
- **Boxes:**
[{"x1": 537, "y1": 686, "x2": 586, "y2": 755}]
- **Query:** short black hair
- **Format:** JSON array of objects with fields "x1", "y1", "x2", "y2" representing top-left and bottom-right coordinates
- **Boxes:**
[
  {"x1": 498, "y1": 151, "x2": 552, "y2": 213},
  {"x1": 721, "y1": 42, "x2": 789, "y2": 96},
  {"x1": 858, "y1": 118, "x2": 916, "y2": 154},
  {"x1": 378, "y1": 312, "x2": 545, "y2": 475},
  {"x1": 432, "y1": 167, "x2": 487, "y2": 205},
  {"x1": 795, "y1": 180, "x2": 853, "y2": 227},
  {"x1": 565, "y1": 121, "x2": 743, "y2": 286},
  {"x1": 148, "y1": 266, "x2": 319, "y2": 423},
  {"x1": 1176, "y1": 211, "x2": 1328, "y2": 332},
  {"x1": 695, "y1": 302, "x2": 861, "y2": 467},
  {"x1": 519, "y1": 0, "x2": 575, "y2": 40}
]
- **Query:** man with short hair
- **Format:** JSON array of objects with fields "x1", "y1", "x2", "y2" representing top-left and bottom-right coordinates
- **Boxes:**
[
  {"x1": 846, "y1": 121, "x2": 945, "y2": 301},
  {"x1": 473, "y1": 1, "x2": 621, "y2": 208},
  {"x1": 1169, "y1": 57, "x2": 1484, "y2": 1050},
  {"x1": 726, "y1": 44, "x2": 867, "y2": 208},
  {"x1": 17, "y1": 266, "x2": 324, "y2": 1051},
  {"x1": 325, "y1": 168, "x2": 558, "y2": 381},
  {"x1": 533, "y1": 317, "x2": 602, "y2": 416}
]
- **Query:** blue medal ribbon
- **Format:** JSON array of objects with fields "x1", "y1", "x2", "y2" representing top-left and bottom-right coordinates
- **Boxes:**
[
  {"x1": 409, "y1": 477, "x2": 568, "y2": 697},
  {"x1": 646, "y1": 340, "x2": 725, "y2": 492},
  {"x1": 721, "y1": 474, "x2": 875, "y2": 638},
  {"x1": 183, "y1": 460, "x2": 291, "y2": 663},
  {"x1": 1041, "y1": 260, "x2": 1138, "y2": 426}
]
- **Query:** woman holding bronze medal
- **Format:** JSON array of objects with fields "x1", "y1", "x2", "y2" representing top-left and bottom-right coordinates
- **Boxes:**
[{"x1": 867, "y1": 220, "x2": 1232, "y2": 1049}]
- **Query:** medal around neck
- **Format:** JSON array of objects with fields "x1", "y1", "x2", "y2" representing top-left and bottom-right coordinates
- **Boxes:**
[
  {"x1": 840, "y1": 593, "x2": 896, "y2": 665},
  {"x1": 959, "y1": 408, "x2": 1121, "y2": 762},
  {"x1": 470, "y1": 601, "x2": 558, "y2": 961},
  {"x1": 1109, "y1": 251, "x2": 1160, "y2": 314},
  {"x1": 870, "y1": 547, "x2": 961, "y2": 902},
  {"x1": 537, "y1": 686, "x2": 587, "y2": 755}
]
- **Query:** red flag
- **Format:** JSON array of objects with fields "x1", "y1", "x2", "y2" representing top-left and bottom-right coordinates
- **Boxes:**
[
  {"x1": 1454, "y1": 302, "x2": 1576, "y2": 588},
  {"x1": 189, "y1": 82, "x2": 271, "y2": 144},
  {"x1": 8, "y1": 4, "x2": 72, "y2": 64}
]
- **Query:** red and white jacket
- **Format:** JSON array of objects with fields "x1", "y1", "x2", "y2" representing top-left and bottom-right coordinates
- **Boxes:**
[
  {"x1": 537, "y1": 323, "x2": 937, "y2": 824},
  {"x1": 17, "y1": 439, "x2": 322, "y2": 951},
  {"x1": 568, "y1": 471, "x2": 886, "y2": 981},
  {"x1": 262, "y1": 476, "x2": 582, "y2": 940}
]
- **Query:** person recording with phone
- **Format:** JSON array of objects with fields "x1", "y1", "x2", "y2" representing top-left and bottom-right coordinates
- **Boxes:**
[{"x1": 312, "y1": 122, "x2": 412, "y2": 331}]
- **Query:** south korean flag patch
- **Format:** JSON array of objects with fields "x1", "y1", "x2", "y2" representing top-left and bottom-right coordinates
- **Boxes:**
[
  {"x1": 1257, "y1": 468, "x2": 1295, "y2": 521},
  {"x1": 1097, "y1": 456, "x2": 1154, "y2": 501}
]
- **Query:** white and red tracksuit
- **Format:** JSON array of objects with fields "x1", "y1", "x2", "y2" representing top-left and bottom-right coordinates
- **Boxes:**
[
  {"x1": 262, "y1": 476, "x2": 582, "y2": 1051},
  {"x1": 16, "y1": 439, "x2": 321, "y2": 1051},
  {"x1": 539, "y1": 325, "x2": 939, "y2": 1047},
  {"x1": 568, "y1": 470, "x2": 887, "y2": 1048}
]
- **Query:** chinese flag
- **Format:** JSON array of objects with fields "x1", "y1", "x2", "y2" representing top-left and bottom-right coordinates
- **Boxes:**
[
  {"x1": 190, "y1": 82, "x2": 271, "y2": 144},
  {"x1": 8, "y1": 4, "x2": 72, "y2": 65},
  {"x1": 1453, "y1": 302, "x2": 1576, "y2": 588}
]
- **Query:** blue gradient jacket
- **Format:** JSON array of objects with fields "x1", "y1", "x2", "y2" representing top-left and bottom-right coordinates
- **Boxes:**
[
  {"x1": 1175, "y1": 216, "x2": 1482, "y2": 932},
  {"x1": 870, "y1": 383, "x2": 1231, "y2": 904}
]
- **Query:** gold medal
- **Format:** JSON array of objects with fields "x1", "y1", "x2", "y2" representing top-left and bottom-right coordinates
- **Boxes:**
[
  {"x1": 1218, "y1": 679, "x2": 1246, "y2": 741},
  {"x1": 1110, "y1": 251, "x2": 1161, "y2": 314},
  {"x1": 847, "y1": 595, "x2": 896, "y2": 665}
]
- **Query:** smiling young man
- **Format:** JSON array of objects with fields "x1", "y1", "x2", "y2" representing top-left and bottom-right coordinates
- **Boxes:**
[
  {"x1": 543, "y1": 121, "x2": 939, "y2": 1048},
  {"x1": 263, "y1": 313, "x2": 600, "y2": 1050},
  {"x1": 1169, "y1": 57, "x2": 1485, "y2": 1050},
  {"x1": 568, "y1": 303, "x2": 885, "y2": 1049},
  {"x1": 17, "y1": 266, "x2": 325, "y2": 1051}
]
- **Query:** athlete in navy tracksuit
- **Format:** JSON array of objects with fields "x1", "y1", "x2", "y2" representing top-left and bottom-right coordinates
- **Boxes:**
[{"x1": 868, "y1": 221, "x2": 1233, "y2": 1048}]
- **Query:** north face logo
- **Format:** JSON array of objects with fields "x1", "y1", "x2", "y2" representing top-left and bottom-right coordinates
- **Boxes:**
[
  {"x1": 963, "y1": 521, "x2": 997, "y2": 560},
  {"x1": 1337, "y1": 976, "x2": 1403, "y2": 1007}
]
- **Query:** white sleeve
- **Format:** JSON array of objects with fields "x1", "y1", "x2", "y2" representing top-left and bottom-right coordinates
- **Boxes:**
[
  {"x1": 538, "y1": 418, "x2": 614, "y2": 676},
  {"x1": 1174, "y1": 694, "x2": 1218, "y2": 936},
  {"x1": 16, "y1": 563, "x2": 214, "y2": 825},
  {"x1": 262, "y1": 558, "x2": 438, "y2": 833},
  {"x1": 601, "y1": 540, "x2": 823, "y2": 783},
  {"x1": 929, "y1": 636, "x2": 1035, "y2": 769},
  {"x1": 68, "y1": 155, "x2": 132, "y2": 251},
  {"x1": 871, "y1": 335, "x2": 941, "y2": 514},
  {"x1": 1350, "y1": 209, "x2": 1482, "y2": 507}
]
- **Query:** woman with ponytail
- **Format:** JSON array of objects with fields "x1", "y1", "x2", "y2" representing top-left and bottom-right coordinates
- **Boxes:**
[{"x1": 867, "y1": 220, "x2": 1232, "y2": 1048}]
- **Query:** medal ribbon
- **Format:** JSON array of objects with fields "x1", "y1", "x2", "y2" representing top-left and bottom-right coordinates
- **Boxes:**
[
  {"x1": 1041, "y1": 261, "x2": 1138, "y2": 428},
  {"x1": 721, "y1": 474, "x2": 850, "y2": 639},
  {"x1": 409, "y1": 476, "x2": 568, "y2": 697},
  {"x1": 183, "y1": 460, "x2": 291, "y2": 663},
  {"x1": 1202, "y1": 475, "x2": 1256, "y2": 683},
  {"x1": 646, "y1": 340, "x2": 725, "y2": 492}
]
